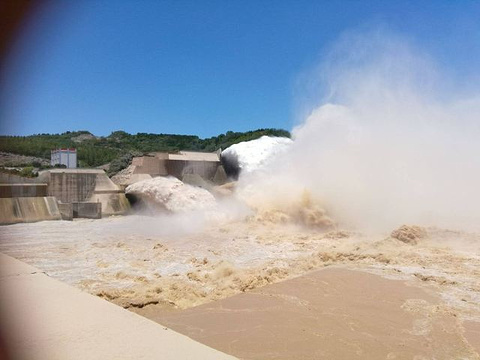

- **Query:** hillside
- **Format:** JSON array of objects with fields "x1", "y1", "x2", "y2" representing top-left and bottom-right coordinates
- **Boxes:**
[{"x1": 0, "y1": 129, "x2": 290, "y2": 175}]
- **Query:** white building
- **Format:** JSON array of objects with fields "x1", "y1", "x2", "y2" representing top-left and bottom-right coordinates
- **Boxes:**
[{"x1": 51, "y1": 148, "x2": 77, "y2": 168}]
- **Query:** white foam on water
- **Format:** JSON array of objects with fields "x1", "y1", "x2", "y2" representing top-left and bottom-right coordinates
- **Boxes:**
[{"x1": 126, "y1": 176, "x2": 217, "y2": 213}]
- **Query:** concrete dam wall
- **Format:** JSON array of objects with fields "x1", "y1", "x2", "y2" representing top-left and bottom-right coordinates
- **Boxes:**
[
  {"x1": 0, "y1": 196, "x2": 61, "y2": 225},
  {"x1": 0, "y1": 169, "x2": 129, "y2": 225},
  {"x1": 0, "y1": 184, "x2": 48, "y2": 198},
  {"x1": 38, "y1": 169, "x2": 130, "y2": 216},
  {"x1": 0, "y1": 173, "x2": 41, "y2": 184},
  {"x1": 44, "y1": 171, "x2": 97, "y2": 203}
]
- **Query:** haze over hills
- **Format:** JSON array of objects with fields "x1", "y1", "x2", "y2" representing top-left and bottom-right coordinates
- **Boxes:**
[{"x1": 0, "y1": 128, "x2": 290, "y2": 175}]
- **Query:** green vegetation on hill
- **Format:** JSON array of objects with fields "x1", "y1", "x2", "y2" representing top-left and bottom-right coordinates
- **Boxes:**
[{"x1": 0, "y1": 129, "x2": 290, "y2": 171}]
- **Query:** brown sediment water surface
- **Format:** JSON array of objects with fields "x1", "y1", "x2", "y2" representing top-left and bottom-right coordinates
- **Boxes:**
[
  {"x1": 153, "y1": 268, "x2": 478, "y2": 359},
  {"x1": 0, "y1": 215, "x2": 479, "y2": 358}
]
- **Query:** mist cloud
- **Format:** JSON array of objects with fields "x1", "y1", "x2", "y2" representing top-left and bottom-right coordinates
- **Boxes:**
[{"x1": 239, "y1": 29, "x2": 480, "y2": 232}]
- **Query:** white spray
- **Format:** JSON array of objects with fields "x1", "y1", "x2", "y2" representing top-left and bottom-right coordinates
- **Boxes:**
[{"x1": 238, "y1": 30, "x2": 480, "y2": 232}]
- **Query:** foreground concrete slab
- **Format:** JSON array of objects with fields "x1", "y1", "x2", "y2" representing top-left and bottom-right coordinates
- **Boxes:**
[
  {"x1": 154, "y1": 268, "x2": 479, "y2": 360},
  {"x1": 0, "y1": 254, "x2": 236, "y2": 360}
]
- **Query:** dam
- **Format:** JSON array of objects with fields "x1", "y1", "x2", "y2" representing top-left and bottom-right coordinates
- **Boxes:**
[{"x1": 0, "y1": 169, "x2": 129, "y2": 225}]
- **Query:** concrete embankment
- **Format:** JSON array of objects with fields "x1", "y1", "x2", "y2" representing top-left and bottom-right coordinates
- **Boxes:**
[
  {"x1": 0, "y1": 197, "x2": 61, "y2": 225},
  {"x1": 0, "y1": 253, "x2": 236, "y2": 360}
]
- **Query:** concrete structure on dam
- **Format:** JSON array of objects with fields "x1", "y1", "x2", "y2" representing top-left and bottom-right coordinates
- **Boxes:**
[
  {"x1": 0, "y1": 172, "x2": 40, "y2": 184},
  {"x1": 0, "y1": 168, "x2": 129, "y2": 225},
  {"x1": 0, "y1": 176, "x2": 61, "y2": 225},
  {"x1": 115, "y1": 151, "x2": 228, "y2": 187},
  {"x1": 38, "y1": 169, "x2": 130, "y2": 217},
  {"x1": 0, "y1": 196, "x2": 62, "y2": 225},
  {"x1": 0, "y1": 183, "x2": 47, "y2": 198}
]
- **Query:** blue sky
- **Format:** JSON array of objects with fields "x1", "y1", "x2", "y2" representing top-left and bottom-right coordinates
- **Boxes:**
[{"x1": 1, "y1": 0, "x2": 479, "y2": 138}]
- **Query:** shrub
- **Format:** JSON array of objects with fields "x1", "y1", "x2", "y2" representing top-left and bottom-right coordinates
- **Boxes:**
[{"x1": 19, "y1": 166, "x2": 37, "y2": 178}]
